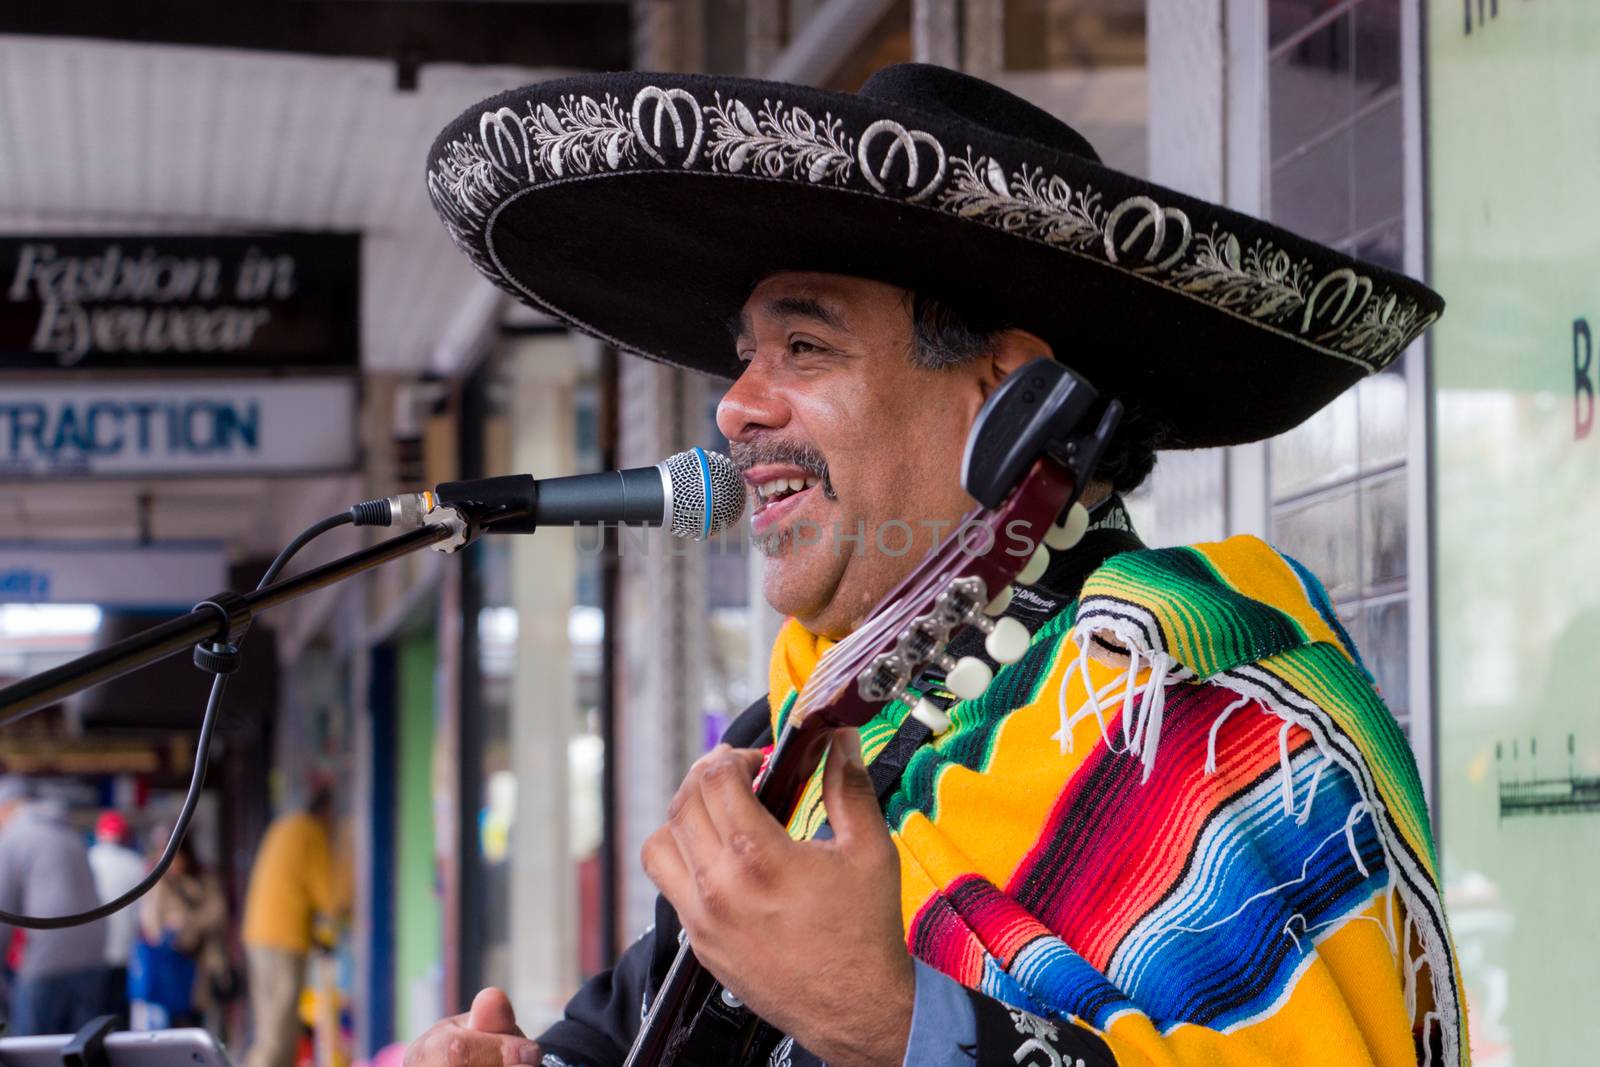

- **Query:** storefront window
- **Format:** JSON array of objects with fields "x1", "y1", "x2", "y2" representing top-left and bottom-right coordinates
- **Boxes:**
[
  {"x1": 1264, "y1": 0, "x2": 1413, "y2": 732},
  {"x1": 1429, "y1": 2, "x2": 1600, "y2": 1060}
]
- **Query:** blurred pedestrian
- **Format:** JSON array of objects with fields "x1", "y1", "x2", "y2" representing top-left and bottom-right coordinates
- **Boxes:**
[
  {"x1": 0, "y1": 777, "x2": 109, "y2": 1035},
  {"x1": 240, "y1": 788, "x2": 348, "y2": 1067},
  {"x1": 87, "y1": 809, "x2": 144, "y2": 1022},
  {"x1": 129, "y1": 836, "x2": 228, "y2": 1031}
]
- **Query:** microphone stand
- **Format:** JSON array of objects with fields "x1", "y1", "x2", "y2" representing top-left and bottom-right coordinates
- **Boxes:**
[{"x1": 0, "y1": 517, "x2": 470, "y2": 725}]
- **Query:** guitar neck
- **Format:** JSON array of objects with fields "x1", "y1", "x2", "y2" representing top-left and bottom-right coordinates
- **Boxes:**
[{"x1": 753, "y1": 715, "x2": 835, "y2": 823}]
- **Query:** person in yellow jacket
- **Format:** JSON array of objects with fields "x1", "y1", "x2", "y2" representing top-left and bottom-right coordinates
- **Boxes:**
[{"x1": 241, "y1": 788, "x2": 349, "y2": 1067}]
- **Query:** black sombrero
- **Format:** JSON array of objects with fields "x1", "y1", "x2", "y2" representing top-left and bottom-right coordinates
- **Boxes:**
[{"x1": 426, "y1": 63, "x2": 1442, "y2": 448}]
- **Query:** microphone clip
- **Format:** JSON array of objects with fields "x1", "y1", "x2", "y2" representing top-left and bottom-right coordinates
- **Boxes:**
[{"x1": 423, "y1": 501, "x2": 477, "y2": 554}]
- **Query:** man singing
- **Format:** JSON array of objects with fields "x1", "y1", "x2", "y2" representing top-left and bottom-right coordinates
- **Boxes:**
[{"x1": 409, "y1": 65, "x2": 1464, "y2": 1066}]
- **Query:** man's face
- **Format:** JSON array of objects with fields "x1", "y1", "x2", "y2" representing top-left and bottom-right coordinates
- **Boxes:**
[{"x1": 719, "y1": 273, "x2": 1008, "y2": 639}]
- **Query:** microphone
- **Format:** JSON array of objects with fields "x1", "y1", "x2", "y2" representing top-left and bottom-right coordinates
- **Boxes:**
[{"x1": 361, "y1": 447, "x2": 745, "y2": 541}]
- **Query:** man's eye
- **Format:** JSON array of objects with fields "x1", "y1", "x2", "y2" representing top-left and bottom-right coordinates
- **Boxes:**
[{"x1": 789, "y1": 338, "x2": 823, "y2": 355}]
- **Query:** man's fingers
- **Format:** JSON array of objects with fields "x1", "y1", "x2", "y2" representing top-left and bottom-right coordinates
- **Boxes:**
[
  {"x1": 447, "y1": 1032, "x2": 541, "y2": 1067},
  {"x1": 820, "y1": 729, "x2": 883, "y2": 848},
  {"x1": 641, "y1": 823, "x2": 696, "y2": 914},
  {"x1": 466, "y1": 987, "x2": 523, "y2": 1035},
  {"x1": 666, "y1": 767, "x2": 727, "y2": 871},
  {"x1": 403, "y1": 1021, "x2": 539, "y2": 1067},
  {"x1": 698, "y1": 747, "x2": 784, "y2": 845}
]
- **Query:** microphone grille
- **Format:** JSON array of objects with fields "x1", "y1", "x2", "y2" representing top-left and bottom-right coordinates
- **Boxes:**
[{"x1": 662, "y1": 448, "x2": 745, "y2": 539}]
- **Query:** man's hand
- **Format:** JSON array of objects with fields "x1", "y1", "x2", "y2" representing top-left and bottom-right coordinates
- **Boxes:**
[
  {"x1": 641, "y1": 729, "x2": 914, "y2": 1067},
  {"x1": 403, "y1": 988, "x2": 543, "y2": 1067}
]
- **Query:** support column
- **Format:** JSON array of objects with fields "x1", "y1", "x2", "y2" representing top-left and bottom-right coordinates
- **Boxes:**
[
  {"x1": 746, "y1": 0, "x2": 784, "y2": 74},
  {"x1": 912, "y1": 0, "x2": 960, "y2": 68},
  {"x1": 961, "y1": 0, "x2": 1003, "y2": 79},
  {"x1": 620, "y1": 0, "x2": 715, "y2": 948},
  {"x1": 1222, "y1": 0, "x2": 1270, "y2": 541},
  {"x1": 614, "y1": 357, "x2": 711, "y2": 939},
  {"x1": 633, "y1": 0, "x2": 705, "y2": 73},
  {"x1": 506, "y1": 337, "x2": 583, "y2": 1028},
  {"x1": 1144, "y1": 0, "x2": 1230, "y2": 546}
]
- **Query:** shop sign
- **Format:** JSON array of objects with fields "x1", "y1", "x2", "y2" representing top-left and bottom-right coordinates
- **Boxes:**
[
  {"x1": 0, "y1": 378, "x2": 358, "y2": 478},
  {"x1": 0, "y1": 234, "x2": 359, "y2": 371},
  {"x1": 0, "y1": 544, "x2": 226, "y2": 606}
]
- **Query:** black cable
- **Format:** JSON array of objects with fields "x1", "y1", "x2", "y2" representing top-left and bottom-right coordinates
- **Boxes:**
[
  {"x1": 0, "y1": 511, "x2": 358, "y2": 930},
  {"x1": 260, "y1": 512, "x2": 357, "y2": 587}
]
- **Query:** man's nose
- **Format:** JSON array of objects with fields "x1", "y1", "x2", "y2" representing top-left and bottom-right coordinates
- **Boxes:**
[{"x1": 716, "y1": 361, "x2": 790, "y2": 441}]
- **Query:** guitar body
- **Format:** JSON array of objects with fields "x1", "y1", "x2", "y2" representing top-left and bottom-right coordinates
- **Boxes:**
[
  {"x1": 623, "y1": 360, "x2": 1119, "y2": 1067},
  {"x1": 636, "y1": 967, "x2": 780, "y2": 1067}
]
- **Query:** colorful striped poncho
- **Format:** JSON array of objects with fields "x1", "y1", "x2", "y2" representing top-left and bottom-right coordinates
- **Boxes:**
[{"x1": 769, "y1": 535, "x2": 1466, "y2": 1066}]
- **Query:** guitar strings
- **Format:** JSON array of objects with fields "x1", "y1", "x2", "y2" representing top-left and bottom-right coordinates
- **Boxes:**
[
  {"x1": 804, "y1": 505, "x2": 988, "y2": 699},
  {"x1": 794, "y1": 504, "x2": 991, "y2": 718},
  {"x1": 796, "y1": 520, "x2": 974, "y2": 712}
]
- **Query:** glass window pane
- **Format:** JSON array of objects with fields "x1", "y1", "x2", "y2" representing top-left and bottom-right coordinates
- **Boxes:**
[
  {"x1": 1356, "y1": 367, "x2": 1408, "y2": 469},
  {"x1": 1269, "y1": 13, "x2": 1353, "y2": 156},
  {"x1": 1271, "y1": 386, "x2": 1359, "y2": 498},
  {"x1": 1273, "y1": 487, "x2": 1360, "y2": 603},
  {"x1": 1269, "y1": 0, "x2": 1344, "y2": 48},
  {"x1": 1338, "y1": 605, "x2": 1366, "y2": 659},
  {"x1": 1362, "y1": 598, "x2": 1408, "y2": 719},
  {"x1": 1270, "y1": 127, "x2": 1354, "y2": 243},
  {"x1": 1352, "y1": 96, "x2": 1404, "y2": 233},
  {"x1": 1352, "y1": 219, "x2": 1404, "y2": 274},
  {"x1": 1353, "y1": 0, "x2": 1402, "y2": 106},
  {"x1": 1361, "y1": 469, "x2": 1408, "y2": 592}
]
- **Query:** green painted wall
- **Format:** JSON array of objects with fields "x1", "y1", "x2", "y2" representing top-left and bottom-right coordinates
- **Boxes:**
[{"x1": 394, "y1": 630, "x2": 442, "y2": 1042}]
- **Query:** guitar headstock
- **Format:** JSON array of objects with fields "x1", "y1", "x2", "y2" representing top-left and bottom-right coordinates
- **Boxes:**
[{"x1": 792, "y1": 360, "x2": 1121, "y2": 733}]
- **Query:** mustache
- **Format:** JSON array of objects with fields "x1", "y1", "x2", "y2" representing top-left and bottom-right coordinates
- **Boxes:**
[{"x1": 729, "y1": 438, "x2": 838, "y2": 500}]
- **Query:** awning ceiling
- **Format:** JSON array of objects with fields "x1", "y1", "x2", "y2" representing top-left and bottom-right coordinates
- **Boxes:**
[
  {"x1": 0, "y1": 34, "x2": 557, "y2": 374},
  {"x1": 0, "y1": 34, "x2": 570, "y2": 553}
]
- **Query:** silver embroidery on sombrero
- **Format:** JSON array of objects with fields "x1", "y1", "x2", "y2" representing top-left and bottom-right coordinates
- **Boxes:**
[
  {"x1": 1326, "y1": 288, "x2": 1434, "y2": 364},
  {"x1": 632, "y1": 86, "x2": 704, "y2": 167},
  {"x1": 1169, "y1": 227, "x2": 1316, "y2": 321},
  {"x1": 424, "y1": 83, "x2": 1438, "y2": 372},
  {"x1": 939, "y1": 156, "x2": 1192, "y2": 273},
  {"x1": 705, "y1": 94, "x2": 855, "y2": 183},
  {"x1": 529, "y1": 93, "x2": 637, "y2": 177},
  {"x1": 857, "y1": 119, "x2": 946, "y2": 201},
  {"x1": 937, "y1": 154, "x2": 1429, "y2": 362},
  {"x1": 427, "y1": 138, "x2": 509, "y2": 274},
  {"x1": 1102, "y1": 195, "x2": 1192, "y2": 274},
  {"x1": 427, "y1": 92, "x2": 641, "y2": 274},
  {"x1": 940, "y1": 151, "x2": 1107, "y2": 250},
  {"x1": 480, "y1": 107, "x2": 534, "y2": 182}
]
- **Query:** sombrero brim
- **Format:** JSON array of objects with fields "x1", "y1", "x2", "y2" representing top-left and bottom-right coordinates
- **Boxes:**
[{"x1": 426, "y1": 70, "x2": 1443, "y2": 448}]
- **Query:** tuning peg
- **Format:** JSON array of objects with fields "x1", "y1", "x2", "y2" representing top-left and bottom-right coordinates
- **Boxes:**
[
  {"x1": 1044, "y1": 502, "x2": 1090, "y2": 551},
  {"x1": 985, "y1": 584, "x2": 1014, "y2": 615},
  {"x1": 983, "y1": 616, "x2": 1030, "y2": 664},
  {"x1": 1016, "y1": 544, "x2": 1049, "y2": 585},
  {"x1": 910, "y1": 697, "x2": 952, "y2": 736},
  {"x1": 945, "y1": 656, "x2": 993, "y2": 700}
]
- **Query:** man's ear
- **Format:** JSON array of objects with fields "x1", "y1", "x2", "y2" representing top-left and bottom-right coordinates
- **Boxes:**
[{"x1": 982, "y1": 328, "x2": 1054, "y2": 393}]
